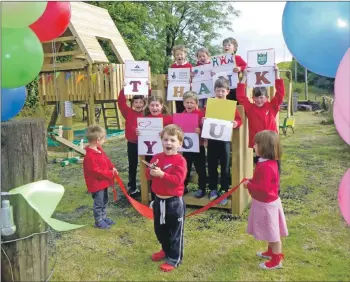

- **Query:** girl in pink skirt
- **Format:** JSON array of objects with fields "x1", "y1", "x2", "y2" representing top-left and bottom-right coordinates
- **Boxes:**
[{"x1": 243, "y1": 130, "x2": 288, "y2": 270}]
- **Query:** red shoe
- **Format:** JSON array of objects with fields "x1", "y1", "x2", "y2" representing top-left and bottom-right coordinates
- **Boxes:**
[
  {"x1": 256, "y1": 247, "x2": 273, "y2": 259},
  {"x1": 259, "y1": 253, "x2": 284, "y2": 269},
  {"x1": 151, "y1": 250, "x2": 166, "y2": 261},
  {"x1": 160, "y1": 263, "x2": 175, "y2": 272}
]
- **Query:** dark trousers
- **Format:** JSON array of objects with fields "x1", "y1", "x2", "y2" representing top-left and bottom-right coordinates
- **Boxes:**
[
  {"x1": 227, "y1": 88, "x2": 240, "y2": 104},
  {"x1": 145, "y1": 155, "x2": 156, "y2": 201},
  {"x1": 183, "y1": 146, "x2": 207, "y2": 191},
  {"x1": 207, "y1": 139, "x2": 231, "y2": 192},
  {"x1": 127, "y1": 142, "x2": 138, "y2": 190},
  {"x1": 253, "y1": 156, "x2": 281, "y2": 195},
  {"x1": 91, "y1": 188, "x2": 108, "y2": 223},
  {"x1": 153, "y1": 196, "x2": 185, "y2": 267},
  {"x1": 175, "y1": 101, "x2": 185, "y2": 113}
]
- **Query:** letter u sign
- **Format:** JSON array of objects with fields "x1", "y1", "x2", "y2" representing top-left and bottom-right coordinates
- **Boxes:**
[{"x1": 209, "y1": 123, "x2": 225, "y2": 138}]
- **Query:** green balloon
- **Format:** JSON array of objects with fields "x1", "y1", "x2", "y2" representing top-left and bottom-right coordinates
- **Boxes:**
[
  {"x1": 1, "y1": 2, "x2": 47, "y2": 28},
  {"x1": 2, "y1": 28, "x2": 44, "y2": 88}
]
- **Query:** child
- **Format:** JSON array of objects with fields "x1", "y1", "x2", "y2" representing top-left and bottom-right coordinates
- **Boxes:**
[
  {"x1": 242, "y1": 130, "x2": 288, "y2": 269},
  {"x1": 237, "y1": 66, "x2": 284, "y2": 187},
  {"x1": 222, "y1": 37, "x2": 247, "y2": 102},
  {"x1": 195, "y1": 47, "x2": 212, "y2": 109},
  {"x1": 181, "y1": 91, "x2": 207, "y2": 198},
  {"x1": 205, "y1": 77, "x2": 242, "y2": 205},
  {"x1": 83, "y1": 125, "x2": 118, "y2": 229},
  {"x1": 117, "y1": 89, "x2": 147, "y2": 197},
  {"x1": 170, "y1": 45, "x2": 193, "y2": 113},
  {"x1": 145, "y1": 124, "x2": 187, "y2": 272}
]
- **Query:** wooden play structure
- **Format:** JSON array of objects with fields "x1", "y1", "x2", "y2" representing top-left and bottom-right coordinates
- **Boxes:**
[
  {"x1": 140, "y1": 73, "x2": 292, "y2": 215},
  {"x1": 37, "y1": 2, "x2": 135, "y2": 144}
]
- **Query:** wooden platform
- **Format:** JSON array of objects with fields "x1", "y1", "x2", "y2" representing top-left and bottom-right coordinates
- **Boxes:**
[{"x1": 50, "y1": 133, "x2": 86, "y2": 156}]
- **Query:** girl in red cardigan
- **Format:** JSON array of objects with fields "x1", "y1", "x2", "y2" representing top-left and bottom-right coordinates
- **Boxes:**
[{"x1": 243, "y1": 130, "x2": 288, "y2": 270}]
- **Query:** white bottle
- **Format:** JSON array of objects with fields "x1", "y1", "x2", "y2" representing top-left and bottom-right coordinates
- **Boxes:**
[
  {"x1": 80, "y1": 139, "x2": 84, "y2": 150},
  {"x1": 58, "y1": 125, "x2": 63, "y2": 137},
  {"x1": 1, "y1": 200, "x2": 16, "y2": 236}
]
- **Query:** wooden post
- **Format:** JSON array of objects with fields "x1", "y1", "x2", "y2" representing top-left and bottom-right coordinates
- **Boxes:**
[
  {"x1": 139, "y1": 156, "x2": 150, "y2": 205},
  {"x1": 87, "y1": 64, "x2": 96, "y2": 126},
  {"x1": 1, "y1": 119, "x2": 48, "y2": 281}
]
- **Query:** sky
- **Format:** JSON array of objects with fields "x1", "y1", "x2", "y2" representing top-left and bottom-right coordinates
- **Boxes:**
[{"x1": 214, "y1": 2, "x2": 293, "y2": 63}]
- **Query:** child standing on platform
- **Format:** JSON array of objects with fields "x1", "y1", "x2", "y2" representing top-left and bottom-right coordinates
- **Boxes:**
[
  {"x1": 205, "y1": 77, "x2": 242, "y2": 205},
  {"x1": 195, "y1": 47, "x2": 212, "y2": 109},
  {"x1": 243, "y1": 130, "x2": 288, "y2": 269},
  {"x1": 83, "y1": 125, "x2": 118, "y2": 229},
  {"x1": 181, "y1": 91, "x2": 207, "y2": 198},
  {"x1": 169, "y1": 45, "x2": 193, "y2": 113},
  {"x1": 145, "y1": 124, "x2": 187, "y2": 272}
]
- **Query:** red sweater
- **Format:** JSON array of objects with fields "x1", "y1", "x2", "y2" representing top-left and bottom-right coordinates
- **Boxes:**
[
  {"x1": 145, "y1": 153, "x2": 187, "y2": 197},
  {"x1": 117, "y1": 89, "x2": 146, "y2": 143},
  {"x1": 181, "y1": 109, "x2": 205, "y2": 146},
  {"x1": 247, "y1": 159, "x2": 279, "y2": 203},
  {"x1": 196, "y1": 61, "x2": 211, "y2": 66},
  {"x1": 203, "y1": 106, "x2": 242, "y2": 128},
  {"x1": 83, "y1": 146, "x2": 115, "y2": 193},
  {"x1": 235, "y1": 55, "x2": 247, "y2": 71},
  {"x1": 145, "y1": 113, "x2": 173, "y2": 126},
  {"x1": 236, "y1": 79, "x2": 285, "y2": 148},
  {"x1": 170, "y1": 62, "x2": 193, "y2": 71}
]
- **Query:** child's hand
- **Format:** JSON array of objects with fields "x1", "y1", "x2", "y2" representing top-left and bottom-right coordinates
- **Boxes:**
[
  {"x1": 243, "y1": 180, "x2": 250, "y2": 189},
  {"x1": 241, "y1": 70, "x2": 248, "y2": 83},
  {"x1": 231, "y1": 121, "x2": 238, "y2": 128},
  {"x1": 112, "y1": 168, "x2": 119, "y2": 175},
  {"x1": 150, "y1": 167, "x2": 164, "y2": 178},
  {"x1": 195, "y1": 127, "x2": 201, "y2": 135},
  {"x1": 136, "y1": 128, "x2": 140, "y2": 136},
  {"x1": 274, "y1": 64, "x2": 280, "y2": 79},
  {"x1": 190, "y1": 72, "x2": 196, "y2": 78},
  {"x1": 233, "y1": 67, "x2": 241, "y2": 73},
  {"x1": 201, "y1": 117, "x2": 206, "y2": 125}
]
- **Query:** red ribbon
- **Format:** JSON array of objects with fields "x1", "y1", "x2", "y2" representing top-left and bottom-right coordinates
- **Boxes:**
[{"x1": 114, "y1": 175, "x2": 248, "y2": 219}]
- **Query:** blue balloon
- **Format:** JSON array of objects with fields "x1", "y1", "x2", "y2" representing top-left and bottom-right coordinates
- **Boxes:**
[
  {"x1": 282, "y1": 2, "x2": 350, "y2": 78},
  {"x1": 1, "y1": 87, "x2": 27, "y2": 122}
]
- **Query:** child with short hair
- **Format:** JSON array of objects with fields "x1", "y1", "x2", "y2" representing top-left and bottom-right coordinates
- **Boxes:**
[
  {"x1": 222, "y1": 37, "x2": 247, "y2": 102},
  {"x1": 145, "y1": 124, "x2": 187, "y2": 272},
  {"x1": 118, "y1": 90, "x2": 148, "y2": 197},
  {"x1": 204, "y1": 77, "x2": 242, "y2": 205},
  {"x1": 195, "y1": 47, "x2": 212, "y2": 109},
  {"x1": 243, "y1": 130, "x2": 288, "y2": 269},
  {"x1": 170, "y1": 45, "x2": 193, "y2": 113},
  {"x1": 83, "y1": 125, "x2": 118, "y2": 229},
  {"x1": 181, "y1": 91, "x2": 207, "y2": 198},
  {"x1": 237, "y1": 66, "x2": 284, "y2": 188}
]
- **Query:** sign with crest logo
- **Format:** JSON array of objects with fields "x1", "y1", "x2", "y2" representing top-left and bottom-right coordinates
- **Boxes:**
[
  {"x1": 124, "y1": 60, "x2": 150, "y2": 96},
  {"x1": 247, "y1": 49, "x2": 275, "y2": 68}
]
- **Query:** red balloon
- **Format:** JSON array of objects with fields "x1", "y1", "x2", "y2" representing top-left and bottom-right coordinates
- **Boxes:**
[{"x1": 30, "y1": 2, "x2": 71, "y2": 42}]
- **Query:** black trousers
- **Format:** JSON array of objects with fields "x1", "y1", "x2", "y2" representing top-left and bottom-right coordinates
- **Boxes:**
[
  {"x1": 153, "y1": 196, "x2": 185, "y2": 267},
  {"x1": 183, "y1": 146, "x2": 207, "y2": 191},
  {"x1": 127, "y1": 142, "x2": 138, "y2": 190},
  {"x1": 145, "y1": 155, "x2": 156, "y2": 201},
  {"x1": 226, "y1": 88, "x2": 240, "y2": 105},
  {"x1": 207, "y1": 140, "x2": 231, "y2": 192}
]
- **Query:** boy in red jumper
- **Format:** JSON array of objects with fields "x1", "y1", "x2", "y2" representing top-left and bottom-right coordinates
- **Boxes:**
[
  {"x1": 83, "y1": 125, "x2": 118, "y2": 229},
  {"x1": 222, "y1": 37, "x2": 247, "y2": 102},
  {"x1": 118, "y1": 89, "x2": 148, "y2": 197},
  {"x1": 181, "y1": 91, "x2": 207, "y2": 198},
  {"x1": 145, "y1": 124, "x2": 187, "y2": 272},
  {"x1": 243, "y1": 130, "x2": 288, "y2": 269},
  {"x1": 169, "y1": 45, "x2": 193, "y2": 113}
]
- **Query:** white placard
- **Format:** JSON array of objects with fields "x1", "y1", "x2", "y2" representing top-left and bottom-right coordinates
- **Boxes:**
[
  {"x1": 247, "y1": 49, "x2": 275, "y2": 68},
  {"x1": 191, "y1": 80, "x2": 214, "y2": 100},
  {"x1": 168, "y1": 68, "x2": 191, "y2": 84},
  {"x1": 137, "y1": 117, "x2": 163, "y2": 136},
  {"x1": 247, "y1": 66, "x2": 276, "y2": 88},
  {"x1": 124, "y1": 78, "x2": 149, "y2": 96},
  {"x1": 178, "y1": 133, "x2": 200, "y2": 153},
  {"x1": 211, "y1": 53, "x2": 236, "y2": 69},
  {"x1": 201, "y1": 118, "x2": 233, "y2": 142},
  {"x1": 138, "y1": 135, "x2": 163, "y2": 156},
  {"x1": 167, "y1": 83, "x2": 191, "y2": 101},
  {"x1": 212, "y1": 71, "x2": 239, "y2": 90},
  {"x1": 192, "y1": 65, "x2": 212, "y2": 83},
  {"x1": 64, "y1": 101, "x2": 73, "y2": 117},
  {"x1": 125, "y1": 60, "x2": 149, "y2": 78}
]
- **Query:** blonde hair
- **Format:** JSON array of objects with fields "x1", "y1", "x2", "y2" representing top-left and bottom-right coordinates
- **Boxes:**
[
  {"x1": 86, "y1": 125, "x2": 106, "y2": 142},
  {"x1": 161, "y1": 124, "x2": 184, "y2": 143},
  {"x1": 214, "y1": 76, "x2": 230, "y2": 90},
  {"x1": 254, "y1": 130, "x2": 281, "y2": 160},
  {"x1": 183, "y1": 91, "x2": 199, "y2": 104},
  {"x1": 223, "y1": 37, "x2": 238, "y2": 54},
  {"x1": 172, "y1": 45, "x2": 187, "y2": 57},
  {"x1": 143, "y1": 95, "x2": 170, "y2": 116},
  {"x1": 196, "y1": 47, "x2": 210, "y2": 58}
]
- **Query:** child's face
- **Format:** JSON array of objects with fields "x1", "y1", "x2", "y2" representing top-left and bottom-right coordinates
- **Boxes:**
[
  {"x1": 149, "y1": 101, "x2": 162, "y2": 116},
  {"x1": 197, "y1": 51, "x2": 210, "y2": 64},
  {"x1": 162, "y1": 132, "x2": 182, "y2": 155},
  {"x1": 253, "y1": 95, "x2": 268, "y2": 107},
  {"x1": 174, "y1": 50, "x2": 186, "y2": 65},
  {"x1": 132, "y1": 99, "x2": 145, "y2": 112},
  {"x1": 183, "y1": 98, "x2": 197, "y2": 113},
  {"x1": 214, "y1": 87, "x2": 229, "y2": 99},
  {"x1": 253, "y1": 143, "x2": 259, "y2": 156},
  {"x1": 223, "y1": 42, "x2": 236, "y2": 53}
]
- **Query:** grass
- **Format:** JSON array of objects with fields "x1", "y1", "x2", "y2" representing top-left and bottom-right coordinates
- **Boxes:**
[{"x1": 45, "y1": 110, "x2": 350, "y2": 281}]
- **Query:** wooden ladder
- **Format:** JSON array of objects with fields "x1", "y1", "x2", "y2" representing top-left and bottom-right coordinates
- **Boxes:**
[{"x1": 100, "y1": 101, "x2": 121, "y2": 130}]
